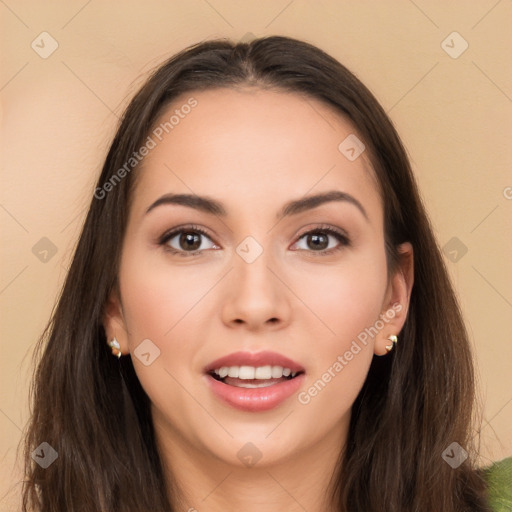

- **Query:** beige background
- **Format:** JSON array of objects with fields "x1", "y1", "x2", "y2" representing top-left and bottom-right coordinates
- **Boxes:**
[{"x1": 1, "y1": 1, "x2": 511, "y2": 509}]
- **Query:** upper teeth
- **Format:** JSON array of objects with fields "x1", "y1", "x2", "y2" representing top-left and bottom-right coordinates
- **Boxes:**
[{"x1": 213, "y1": 365, "x2": 297, "y2": 379}]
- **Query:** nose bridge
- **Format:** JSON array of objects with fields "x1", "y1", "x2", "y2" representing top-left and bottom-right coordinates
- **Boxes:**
[
  {"x1": 233, "y1": 234, "x2": 277, "y2": 300},
  {"x1": 221, "y1": 232, "x2": 290, "y2": 328}
]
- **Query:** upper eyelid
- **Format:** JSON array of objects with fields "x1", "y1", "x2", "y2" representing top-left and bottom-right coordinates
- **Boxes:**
[{"x1": 160, "y1": 224, "x2": 212, "y2": 238}]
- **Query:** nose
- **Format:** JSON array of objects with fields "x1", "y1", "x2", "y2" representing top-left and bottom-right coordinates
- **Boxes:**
[{"x1": 221, "y1": 249, "x2": 292, "y2": 332}]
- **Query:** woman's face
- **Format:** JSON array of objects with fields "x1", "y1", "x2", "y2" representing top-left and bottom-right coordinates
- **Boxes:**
[{"x1": 105, "y1": 87, "x2": 412, "y2": 471}]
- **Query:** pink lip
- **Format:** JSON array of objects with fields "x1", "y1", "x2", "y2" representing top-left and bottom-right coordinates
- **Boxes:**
[
  {"x1": 204, "y1": 350, "x2": 305, "y2": 374},
  {"x1": 204, "y1": 373, "x2": 306, "y2": 412},
  {"x1": 204, "y1": 351, "x2": 306, "y2": 412}
]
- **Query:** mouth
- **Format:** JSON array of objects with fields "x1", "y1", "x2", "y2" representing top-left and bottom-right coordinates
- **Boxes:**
[
  {"x1": 204, "y1": 351, "x2": 306, "y2": 412},
  {"x1": 208, "y1": 365, "x2": 304, "y2": 388}
]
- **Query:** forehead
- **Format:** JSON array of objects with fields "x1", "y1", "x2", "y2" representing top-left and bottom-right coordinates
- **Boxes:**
[{"x1": 130, "y1": 87, "x2": 382, "y2": 222}]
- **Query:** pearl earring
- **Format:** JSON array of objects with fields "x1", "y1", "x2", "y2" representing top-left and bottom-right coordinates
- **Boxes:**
[
  {"x1": 108, "y1": 337, "x2": 122, "y2": 359},
  {"x1": 385, "y1": 334, "x2": 398, "y2": 353}
]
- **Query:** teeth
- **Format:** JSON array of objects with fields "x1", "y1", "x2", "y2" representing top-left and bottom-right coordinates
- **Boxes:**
[
  {"x1": 239, "y1": 366, "x2": 255, "y2": 379},
  {"x1": 212, "y1": 365, "x2": 298, "y2": 379},
  {"x1": 271, "y1": 365, "x2": 283, "y2": 378},
  {"x1": 227, "y1": 367, "x2": 239, "y2": 378},
  {"x1": 255, "y1": 366, "x2": 272, "y2": 379}
]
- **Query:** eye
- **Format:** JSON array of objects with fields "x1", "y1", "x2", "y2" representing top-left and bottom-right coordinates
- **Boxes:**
[
  {"x1": 158, "y1": 224, "x2": 351, "y2": 257},
  {"x1": 292, "y1": 225, "x2": 350, "y2": 256},
  {"x1": 159, "y1": 225, "x2": 219, "y2": 256}
]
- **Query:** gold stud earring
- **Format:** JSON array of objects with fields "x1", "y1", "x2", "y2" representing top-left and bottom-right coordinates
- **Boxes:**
[
  {"x1": 108, "y1": 337, "x2": 122, "y2": 359},
  {"x1": 385, "y1": 334, "x2": 398, "y2": 353}
]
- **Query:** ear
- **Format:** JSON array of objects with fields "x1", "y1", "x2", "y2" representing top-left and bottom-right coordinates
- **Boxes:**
[
  {"x1": 374, "y1": 242, "x2": 414, "y2": 356},
  {"x1": 102, "y1": 285, "x2": 130, "y2": 356}
]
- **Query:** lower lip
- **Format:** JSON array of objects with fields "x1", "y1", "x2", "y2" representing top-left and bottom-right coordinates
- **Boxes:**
[{"x1": 205, "y1": 373, "x2": 305, "y2": 412}]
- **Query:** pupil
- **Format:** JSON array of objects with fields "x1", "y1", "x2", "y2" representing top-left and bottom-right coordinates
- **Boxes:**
[
  {"x1": 180, "y1": 232, "x2": 201, "y2": 251},
  {"x1": 308, "y1": 233, "x2": 328, "y2": 250}
]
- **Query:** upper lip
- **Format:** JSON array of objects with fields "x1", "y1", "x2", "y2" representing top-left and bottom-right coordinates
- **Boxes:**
[{"x1": 204, "y1": 351, "x2": 305, "y2": 374}]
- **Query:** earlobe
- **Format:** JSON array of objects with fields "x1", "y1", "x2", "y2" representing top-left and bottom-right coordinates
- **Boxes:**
[{"x1": 102, "y1": 288, "x2": 129, "y2": 357}]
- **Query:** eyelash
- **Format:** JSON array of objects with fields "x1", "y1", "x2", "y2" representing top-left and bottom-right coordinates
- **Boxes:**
[{"x1": 158, "y1": 223, "x2": 351, "y2": 257}]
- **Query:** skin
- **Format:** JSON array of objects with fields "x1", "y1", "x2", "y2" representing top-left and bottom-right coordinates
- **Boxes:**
[{"x1": 103, "y1": 87, "x2": 414, "y2": 512}]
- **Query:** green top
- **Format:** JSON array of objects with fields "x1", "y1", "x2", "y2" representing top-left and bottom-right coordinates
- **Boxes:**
[{"x1": 482, "y1": 457, "x2": 512, "y2": 511}]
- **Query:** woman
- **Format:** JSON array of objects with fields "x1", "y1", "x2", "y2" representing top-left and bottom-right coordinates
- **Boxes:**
[{"x1": 21, "y1": 35, "x2": 511, "y2": 511}]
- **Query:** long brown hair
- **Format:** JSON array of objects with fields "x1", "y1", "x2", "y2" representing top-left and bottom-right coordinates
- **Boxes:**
[{"x1": 21, "y1": 35, "x2": 490, "y2": 511}]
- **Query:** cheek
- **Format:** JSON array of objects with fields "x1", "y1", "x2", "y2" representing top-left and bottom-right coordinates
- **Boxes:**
[
  {"x1": 116, "y1": 250, "x2": 194, "y2": 385},
  {"x1": 119, "y1": 247, "x2": 212, "y2": 342},
  {"x1": 292, "y1": 249, "x2": 388, "y2": 408},
  {"x1": 118, "y1": 252, "x2": 205, "y2": 418},
  {"x1": 294, "y1": 247, "x2": 389, "y2": 346}
]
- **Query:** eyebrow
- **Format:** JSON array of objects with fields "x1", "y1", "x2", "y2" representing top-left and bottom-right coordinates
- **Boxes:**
[{"x1": 145, "y1": 190, "x2": 369, "y2": 221}]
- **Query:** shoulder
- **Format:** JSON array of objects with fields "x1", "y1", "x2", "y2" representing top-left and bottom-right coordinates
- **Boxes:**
[{"x1": 481, "y1": 457, "x2": 512, "y2": 512}]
